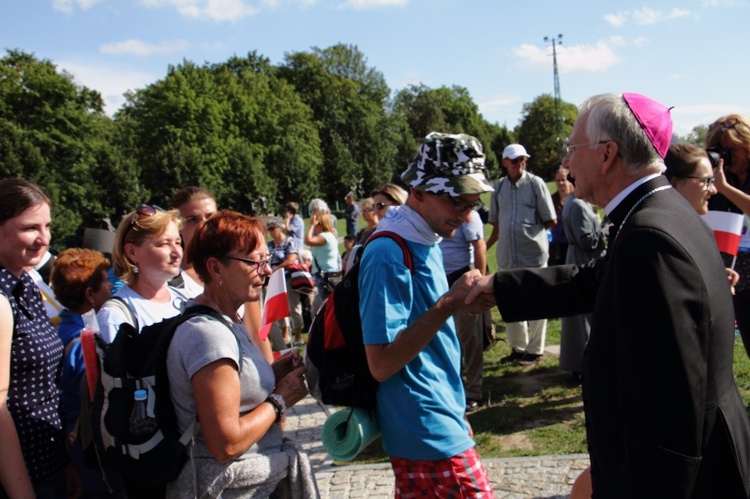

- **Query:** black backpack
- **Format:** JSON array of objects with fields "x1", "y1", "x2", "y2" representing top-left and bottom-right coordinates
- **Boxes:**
[
  {"x1": 305, "y1": 231, "x2": 412, "y2": 410},
  {"x1": 81, "y1": 302, "x2": 236, "y2": 485}
]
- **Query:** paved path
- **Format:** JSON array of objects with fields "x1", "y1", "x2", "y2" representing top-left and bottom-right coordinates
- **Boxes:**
[{"x1": 285, "y1": 395, "x2": 590, "y2": 498}]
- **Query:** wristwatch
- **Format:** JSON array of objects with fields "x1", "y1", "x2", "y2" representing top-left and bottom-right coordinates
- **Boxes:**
[{"x1": 266, "y1": 394, "x2": 287, "y2": 424}]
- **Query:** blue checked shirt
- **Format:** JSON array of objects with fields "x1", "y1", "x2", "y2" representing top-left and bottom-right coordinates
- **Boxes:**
[{"x1": 489, "y1": 170, "x2": 556, "y2": 269}]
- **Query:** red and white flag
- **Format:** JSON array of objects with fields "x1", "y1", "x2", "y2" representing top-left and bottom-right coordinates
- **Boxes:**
[
  {"x1": 259, "y1": 270, "x2": 290, "y2": 340},
  {"x1": 702, "y1": 211, "x2": 745, "y2": 256}
]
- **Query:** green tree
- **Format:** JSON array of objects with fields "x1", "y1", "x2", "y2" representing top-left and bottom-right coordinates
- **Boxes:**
[
  {"x1": 515, "y1": 94, "x2": 578, "y2": 180},
  {"x1": 279, "y1": 44, "x2": 398, "y2": 203},
  {"x1": 116, "y1": 53, "x2": 322, "y2": 214},
  {"x1": 0, "y1": 50, "x2": 134, "y2": 249},
  {"x1": 485, "y1": 122, "x2": 515, "y2": 182},
  {"x1": 682, "y1": 125, "x2": 708, "y2": 147},
  {"x1": 391, "y1": 84, "x2": 507, "y2": 181}
]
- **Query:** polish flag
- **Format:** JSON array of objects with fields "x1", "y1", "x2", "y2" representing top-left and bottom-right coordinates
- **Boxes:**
[
  {"x1": 702, "y1": 211, "x2": 745, "y2": 256},
  {"x1": 259, "y1": 270, "x2": 290, "y2": 340}
]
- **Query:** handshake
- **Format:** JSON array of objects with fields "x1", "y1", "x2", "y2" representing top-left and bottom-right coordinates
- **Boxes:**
[{"x1": 440, "y1": 269, "x2": 497, "y2": 315}]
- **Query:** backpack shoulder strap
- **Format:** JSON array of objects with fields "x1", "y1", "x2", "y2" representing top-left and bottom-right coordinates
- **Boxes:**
[
  {"x1": 64, "y1": 337, "x2": 81, "y2": 357},
  {"x1": 101, "y1": 296, "x2": 138, "y2": 331},
  {"x1": 365, "y1": 231, "x2": 414, "y2": 271},
  {"x1": 177, "y1": 305, "x2": 244, "y2": 373},
  {"x1": 168, "y1": 273, "x2": 185, "y2": 289}
]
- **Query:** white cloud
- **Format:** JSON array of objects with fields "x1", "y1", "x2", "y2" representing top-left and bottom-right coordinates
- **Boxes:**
[
  {"x1": 339, "y1": 0, "x2": 408, "y2": 8},
  {"x1": 478, "y1": 95, "x2": 521, "y2": 125},
  {"x1": 388, "y1": 70, "x2": 422, "y2": 90},
  {"x1": 513, "y1": 39, "x2": 622, "y2": 73},
  {"x1": 604, "y1": 12, "x2": 627, "y2": 27},
  {"x1": 139, "y1": 0, "x2": 265, "y2": 21},
  {"x1": 100, "y1": 39, "x2": 190, "y2": 56},
  {"x1": 53, "y1": 0, "x2": 102, "y2": 13},
  {"x1": 60, "y1": 60, "x2": 157, "y2": 116},
  {"x1": 699, "y1": 0, "x2": 747, "y2": 7},
  {"x1": 632, "y1": 7, "x2": 691, "y2": 25},
  {"x1": 479, "y1": 95, "x2": 520, "y2": 111},
  {"x1": 604, "y1": 7, "x2": 692, "y2": 27}
]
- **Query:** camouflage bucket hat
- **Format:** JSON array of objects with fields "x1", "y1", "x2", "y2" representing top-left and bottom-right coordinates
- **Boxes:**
[{"x1": 401, "y1": 132, "x2": 494, "y2": 196}]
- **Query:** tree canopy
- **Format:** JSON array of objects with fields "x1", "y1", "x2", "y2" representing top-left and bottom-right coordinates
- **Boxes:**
[
  {"x1": 515, "y1": 94, "x2": 578, "y2": 181},
  {"x1": 0, "y1": 49, "x2": 140, "y2": 249},
  {"x1": 1, "y1": 47, "x2": 589, "y2": 249}
]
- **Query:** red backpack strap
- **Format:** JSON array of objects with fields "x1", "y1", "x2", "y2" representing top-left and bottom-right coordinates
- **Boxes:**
[{"x1": 365, "y1": 231, "x2": 413, "y2": 271}]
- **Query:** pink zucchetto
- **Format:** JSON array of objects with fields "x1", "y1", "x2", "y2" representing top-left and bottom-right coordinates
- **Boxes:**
[{"x1": 622, "y1": 92, "x2": 673, "y2": 158}]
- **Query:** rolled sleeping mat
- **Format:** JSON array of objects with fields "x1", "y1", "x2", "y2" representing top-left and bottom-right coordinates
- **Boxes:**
[{"x1": 321, "y1": 407, "x2": 380, "y2": 461}]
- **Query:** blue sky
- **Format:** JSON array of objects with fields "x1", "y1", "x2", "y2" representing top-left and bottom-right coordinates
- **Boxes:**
[{"x1": 3, "y1": 0, "x2": 749, "y2": 137}]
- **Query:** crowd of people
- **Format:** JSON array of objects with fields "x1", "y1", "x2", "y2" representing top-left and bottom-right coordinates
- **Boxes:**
[{"x1": 2, "y1": 95, "x2": 750, "y2": 498}]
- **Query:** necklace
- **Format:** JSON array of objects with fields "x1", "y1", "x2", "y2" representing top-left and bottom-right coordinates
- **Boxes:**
[{"x1": 612, "y1": 185, "x2": 671, "y2": 244}]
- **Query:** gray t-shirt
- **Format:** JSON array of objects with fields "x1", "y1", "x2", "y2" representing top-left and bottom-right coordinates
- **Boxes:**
[{"x1": 167, "y1": 310, "x2": 282, "y2": 460}]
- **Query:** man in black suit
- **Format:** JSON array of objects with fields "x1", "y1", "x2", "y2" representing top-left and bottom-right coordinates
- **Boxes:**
[{"x1": 467, "y1": 93, "x2": 750, "y2": 498}]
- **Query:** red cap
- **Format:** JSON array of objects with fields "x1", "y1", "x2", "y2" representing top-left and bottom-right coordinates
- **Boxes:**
[{"x1": 622, "y1": 92, "x2": 673, "y2": 158}]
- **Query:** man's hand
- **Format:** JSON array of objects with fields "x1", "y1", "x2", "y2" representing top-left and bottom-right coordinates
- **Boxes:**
[
  {"x1": 464, "y1": 274, "x2": 497, "y2": 310},
  {"x1": 439, "y1": 270, "x2": 494, "y2": 315},
  {"x1": 438, "y1": 269, "x2": 481, "y2": 313}
]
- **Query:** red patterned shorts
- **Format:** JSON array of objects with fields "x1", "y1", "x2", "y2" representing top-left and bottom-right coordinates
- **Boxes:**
[{"x1": 390, "y1": 447, "x2": 495, "y2": 498}]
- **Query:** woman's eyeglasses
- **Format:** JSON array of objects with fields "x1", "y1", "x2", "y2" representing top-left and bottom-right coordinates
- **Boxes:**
[
  {"x1": 224, "y1": 255, "x2": 272, "y2": 273},
  {"x1": 130, "y1": 204, "x2": 164, "y2": 225},
  {"x1": 375, "y1": 202, "x2": 390, "y2": 211},
  {"x1": 682, "y1": 175, "x2": 715, "y2": 191}
]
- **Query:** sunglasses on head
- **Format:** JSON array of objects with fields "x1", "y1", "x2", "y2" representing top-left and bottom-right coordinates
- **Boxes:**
[
  {"x1": 708, "y1": 118, "x2": 744, "y2": 132},
  {"x1": 129, "y1": 204, "x2": 164, "y2": 226}
]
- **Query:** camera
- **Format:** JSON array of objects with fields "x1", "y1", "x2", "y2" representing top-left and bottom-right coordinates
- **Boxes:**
[{"x1": 706, "y1": 146, "x2": 732, "y2": 168}]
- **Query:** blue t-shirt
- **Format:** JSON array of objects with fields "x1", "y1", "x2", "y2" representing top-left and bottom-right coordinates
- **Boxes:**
[
  {"x1": 358, "y1": 236, "x2": 473, "y2": 460},
  {"x1": 57, "y1": 310, "x2": 86, "y2": 432},
  {"x1": 439, "y1": 210, "x2": 484, "y2": 273},
  {"x1": 287, "y1": 214, "x2": 304, "y2": 246}
]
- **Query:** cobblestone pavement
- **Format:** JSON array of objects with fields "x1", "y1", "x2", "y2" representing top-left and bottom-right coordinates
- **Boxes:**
[{"x1": 285, "y1": 395, "x2": 590, "y2": 499}]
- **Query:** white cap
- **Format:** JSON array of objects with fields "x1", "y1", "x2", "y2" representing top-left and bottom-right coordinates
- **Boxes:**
[{"x1": 502, "y1": 144, "x2": 530, "y2": 160}]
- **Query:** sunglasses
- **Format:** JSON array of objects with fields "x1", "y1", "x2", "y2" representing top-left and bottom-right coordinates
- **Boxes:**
[
  {"x1": 708, "y1": 118, "x2": 741, "y2": 132},
  {"x1": 128, "y1": 204, "x2": 164, "y2": 229},
  {"x1": 375, "y1": 201, "x2": 391, "y2": 211},
  {"x1": 224, "y1": 255, "x2": 272, "y2": 273}
]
